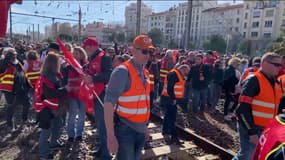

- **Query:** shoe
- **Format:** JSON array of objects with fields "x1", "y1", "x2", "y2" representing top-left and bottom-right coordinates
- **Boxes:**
[
  {"x1": 75, "y1": 136, "x2": 82, "y2": 142},
  {"x1": 224, "y1": 115, "x2": 232, "y2": 121},
  {"x1": 67, "y1": 137, "x2": 74, "y2": 143}
]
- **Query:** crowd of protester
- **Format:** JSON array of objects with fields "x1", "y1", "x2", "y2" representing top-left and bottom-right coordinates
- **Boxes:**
[{"x1": 1, "y1": 36, "x2": 285, "y2": 160}]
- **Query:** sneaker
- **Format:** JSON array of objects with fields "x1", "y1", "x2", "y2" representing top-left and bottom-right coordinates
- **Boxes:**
[
  {"x1": 75, "y1": 136, "x2": 82, "y2": 142},
  {"x1": 224, "y1": 115, "x2": 232, "y2": 121}
]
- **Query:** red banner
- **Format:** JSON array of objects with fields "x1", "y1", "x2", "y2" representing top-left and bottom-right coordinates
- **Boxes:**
[{"x1": 0, "y1": 0, "x2": 22, "y2": 38}]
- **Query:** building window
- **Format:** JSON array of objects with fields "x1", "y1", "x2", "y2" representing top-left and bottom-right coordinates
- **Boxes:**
[
  {"x1": 252, "y1": 22, "x2": 259, "y2": 28},
  {"x1": 265, "y1": 21, "x2": 273, "y2": 27},
  {"x1": 151, "y1": 17, "x2": 153, "y2": 20},
  {"x1": 246, "y1": 4, "x2": 250, "y2": 9},
  {"x1": 235, "y1": 27, "x2": 239, "y2": 32},
  {"x1": 245, "y1": 13, "x2": 248, "y2": 19},
  {"x1": 251, "y1": 32, "x2": 258, "y2": 37},
  {"x1": 264, "y1": 33, "x2": 272, "y2": 38},
  {"x1": 196, "y1": 15, "x2": 199, "y2": 21},
  {"x1": 236, "y1": 18, "x2": 240, "y2": 23},
  {"x1": 265, "y1": 10, "x2": 274, "y2": 17},
  {"x1": 244, "y1": 22, "x2": 247, "y2": 28},
  {"x1": 243, "y1": 32, "x2": 246, "y2": 37},
  {"x1": 253, "y1": 11, "x2": 261, "y2": 18},
  {"x1": 237, "y1": 10, "x2": 240, "y2": 15},
  {"x1": 269, "y1": 0, "x2": 277, "y2": 7},
  {"x1": 151, "y1": 23, "x2": 153, "y2": 27},
  {"x1": 256, "y1": 1, "x2": 264, "y2": 9}
]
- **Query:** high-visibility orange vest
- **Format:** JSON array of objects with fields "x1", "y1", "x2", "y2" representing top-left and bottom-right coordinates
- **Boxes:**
[
  {"x1": 116, "y1": 60, "x2": 150, "y2": 123},
  {"x1": 26, "y1": 59, "x2": 41, "y2": 87},
  {"x1": 0, "y1": 64, "x2": 15, "y2": 92},
  {"x1": 162, "y1": 69, "x2": 185, "y2": 99},
  {"x1": 251, "y1": 71, "x2": 282, "y2": 127},
  {"x1": 278, "y1": 74, "x2": 285, "y2": 93}
]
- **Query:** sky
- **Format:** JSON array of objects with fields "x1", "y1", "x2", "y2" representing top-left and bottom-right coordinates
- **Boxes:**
[{"x1": 8, "y1": 0, "x2": 243, "y2": 34}]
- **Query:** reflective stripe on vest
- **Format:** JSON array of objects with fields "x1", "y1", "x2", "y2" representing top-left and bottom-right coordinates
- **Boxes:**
[
  {"x1": 116, "y1": 60, "x2": 150, "y2": 123},
  {"x1": 251, "y1": 71, "x2": 282, "y2": 127},
  {"x1": 1, "y1": 74, "x2": 14, "y2": 84},
  {"x1": 162, "y1": 69, "x2": 185, "y2": 98},
  {"x1": 0, "y1": 64, "x2": 15, "y2": 92}
]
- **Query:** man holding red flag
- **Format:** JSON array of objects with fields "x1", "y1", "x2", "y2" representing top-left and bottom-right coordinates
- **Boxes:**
[
  {"x1": 0, "y1": 0, "x2": 22, "y2": 39},
  {"x1": 82, "y1": 37, "x2": 113, "y2": 160}
]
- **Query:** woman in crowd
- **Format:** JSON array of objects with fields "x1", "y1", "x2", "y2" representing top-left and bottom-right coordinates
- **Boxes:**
[
  {"x1": 36, "y1": 53, "x2": 69, "y2": 160},
  {"x1": 223, "y1": 57, "x2": 241, "y2": 121},
  {"x1": 64, "y1": 46, "x2": 88, "y2": 142}
]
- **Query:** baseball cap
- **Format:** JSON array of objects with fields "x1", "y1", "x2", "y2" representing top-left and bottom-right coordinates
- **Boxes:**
[
  {"x1": 48, "y1": 42, "x2": 60, "y2": 52},
  {"x1": 133, "y1": 35, "x2": 154, "y2": 49},
  {"x1": 83, "y1": 37, "x2": 99, "y2": 48}
]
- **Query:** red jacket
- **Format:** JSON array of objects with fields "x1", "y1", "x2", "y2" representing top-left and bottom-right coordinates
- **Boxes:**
[
  {"x1": 253, "y1": 115, "x2": 285, "y2": 160},
  {"x1": 85, "y1": 51, "x2": 106, "y2": 97},
  {"x1": 26, "y1": 59, "x2": 41, "y2": 87}
]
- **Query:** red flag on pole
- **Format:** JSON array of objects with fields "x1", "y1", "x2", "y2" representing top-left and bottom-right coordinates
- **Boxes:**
[
  {"x1": 0, "y1": 0, "x2": 22, "y2": 38},
  {"x1": 57, "y1": 38, "x2": 95, "y2": 114}
]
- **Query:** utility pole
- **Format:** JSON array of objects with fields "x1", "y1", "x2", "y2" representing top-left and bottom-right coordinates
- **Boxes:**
[
  {"x1": 136, "y1": 0, "x2": 141, "y2": 35},
  {"x1": 32, "y1": 24, "x2": 35, "y2": 42},
  {"x1": 78, "y1": 6, "x2": 82, "y2": 43},
  {"x1": 9, "y1": 7, "x2": 13, "y2": 42},
  {"x1": 52, "y1": 18, "x2": 55, "y2": 39},
  {"x1": 38, "y1": 24, "x2": 40, "y2": 41},
  {"x1": 26, "y1": 28, "x2": 28, "y2": 42},
  {"x1": 28, "y1": 26, "x2": 31, "y2": 42},
  {"x1": 184, "y1": 0, "x2": 193, "y2": 49}
]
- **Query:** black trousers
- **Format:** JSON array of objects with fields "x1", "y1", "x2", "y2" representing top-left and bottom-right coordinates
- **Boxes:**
[{"x1": 4, "y1": 92, "x2": 31, "y2": 127}]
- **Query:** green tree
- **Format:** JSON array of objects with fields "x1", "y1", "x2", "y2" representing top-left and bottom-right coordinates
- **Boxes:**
[
  {"x1": 116, "y1": 33, "x2": 125, "y2": 43},
  {"x1": 148, "y1": 28, "x2": 164, "y2": 47},
  {"x1": 238, "y1": 40, "x2": 251, "y2": 55},
  {"x1": 202, "y1": 35, "x2": 226, "y2": 53},
  {"x1": 168, "y1": 39, "x2": 178, "y2": 49}
]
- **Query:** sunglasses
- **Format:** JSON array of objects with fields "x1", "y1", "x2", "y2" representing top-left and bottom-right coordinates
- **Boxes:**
[
  {"x1": 267, "y1": 61, "x2": 282, "y2": 67},
  {"x1": 135, "y1": 48, "x2": 153, "y2": 55}
]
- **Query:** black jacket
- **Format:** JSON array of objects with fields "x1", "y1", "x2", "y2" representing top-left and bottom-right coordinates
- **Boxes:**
[
  {"x1": 186, "y1": 64, "x2": 211, "y2": 90},
  {"x1": 223, "y1": 65, "x2": 239, "y2": 93},
  {"x1": 236, "y1": 71, "x2": 276, "y2": 135}
]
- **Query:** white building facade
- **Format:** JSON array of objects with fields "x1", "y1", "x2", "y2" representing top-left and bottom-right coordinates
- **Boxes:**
[{"x1": 125, "y1": 2, "x2": 152, "y2": 37}]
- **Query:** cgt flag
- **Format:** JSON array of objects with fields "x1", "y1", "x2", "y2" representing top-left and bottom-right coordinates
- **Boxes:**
[
  {"x1": 0, "y1": 0, "x2": 22, "y2": 38},
  {"x1": 57, "y1": 38, "x2": 95, "y2": 114}
]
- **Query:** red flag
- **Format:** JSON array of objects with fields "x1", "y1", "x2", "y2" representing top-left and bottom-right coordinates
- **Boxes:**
[
  {"x1": 0, "y1": 0, "x2": 21, "y2": 38},
  {"x1": 57, "y1": 38, "x2": 95, "y2": 114},
  {"x1": 57, "y1": 38, "x2": 84, "y2": 75}
]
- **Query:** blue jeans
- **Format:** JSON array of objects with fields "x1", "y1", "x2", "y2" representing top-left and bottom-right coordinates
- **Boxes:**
[
  {"x1": 192, "y1": 89, "x2": 207, "y2": 113},
  {"x1": 115, "y1": 121, "x2": 145, "y2": 160},
  {"x1": 39, "y1": 117, "x2": 63, "y2": 158},
  {"x1": 162, "y1": 104, "x2": 177, "y2": 139},
  {"x1": 94, "y1": 96, "x2": 111, "y2": 160},
  {"x1": 67, "y1": 98, "x2": 86, "y2": 138},
  {"x1": 232, "y1": 123, "x2": 263, "y2": 160},
  {"x1": 211, "y1": 83, "x2": 222, "y2": 109}
]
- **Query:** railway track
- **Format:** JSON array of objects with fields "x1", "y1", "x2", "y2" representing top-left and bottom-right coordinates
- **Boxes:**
[{"x1": 141, "y1": 113, "x2": 235, "y2": 160}]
